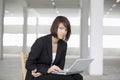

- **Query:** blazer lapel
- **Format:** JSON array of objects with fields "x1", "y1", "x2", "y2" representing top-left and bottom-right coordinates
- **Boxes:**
[{"x1": 46, "y1": 35, "x2": 52, "y2": 64}]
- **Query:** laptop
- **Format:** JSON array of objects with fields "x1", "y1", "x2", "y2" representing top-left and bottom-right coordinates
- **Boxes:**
[{"x1": 52, "y1": 58, "x2": 94, "y2": 75}]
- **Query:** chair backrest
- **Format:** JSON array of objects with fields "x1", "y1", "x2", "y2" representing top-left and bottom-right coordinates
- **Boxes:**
[{"x1": 21, "y1": 53, "x2": 28, "y2": 80}]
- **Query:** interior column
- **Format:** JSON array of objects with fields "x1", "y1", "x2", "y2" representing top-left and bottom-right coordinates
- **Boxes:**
[
  {"x1": 89, "y1": 0, "x2": 104, "y2": 75},
  {"x1": 22, "y1": 1, "x2": 28, "y2": 54},
  {"x1": 80, "y1": 0, "x2": 90, "y2": 58},
  {"x1": 0, "y1": 0, "x2": 5, "y2": 60}
]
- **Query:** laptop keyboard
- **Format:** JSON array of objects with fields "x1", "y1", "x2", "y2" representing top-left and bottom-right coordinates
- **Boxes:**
[{"x1": 59, "y1": 69, "x2": 69, "y2": 73}]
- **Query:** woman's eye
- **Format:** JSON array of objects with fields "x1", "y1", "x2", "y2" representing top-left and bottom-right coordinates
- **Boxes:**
[
  {"x1": 59, "y1": 27, "x2": 64, "y2": 30},
  {"x1": 59, "y1": 27, "x2": 67, "y2": 31}
]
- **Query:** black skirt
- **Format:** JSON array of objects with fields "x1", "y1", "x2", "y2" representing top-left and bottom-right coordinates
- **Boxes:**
[{"x1": 34, "y1": 73, "x2": 83, "y2": 80}]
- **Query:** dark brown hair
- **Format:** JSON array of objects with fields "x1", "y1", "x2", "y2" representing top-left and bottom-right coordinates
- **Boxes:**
[{"x1": 50, "y1": 16, "x2": 71, "y2": 41}]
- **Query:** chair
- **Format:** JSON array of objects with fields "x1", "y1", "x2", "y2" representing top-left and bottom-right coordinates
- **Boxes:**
[{"x1": 21, "y1": 53, "x2": 28, "y2": 80}]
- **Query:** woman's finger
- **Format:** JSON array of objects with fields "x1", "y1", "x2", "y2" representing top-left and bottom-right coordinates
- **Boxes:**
[
  {"x1": 52, "y1": 65, "x2": 61, "y2": 71},
  {"x1": 34, "y1": 72, "x2": 41, "y2": 77}
]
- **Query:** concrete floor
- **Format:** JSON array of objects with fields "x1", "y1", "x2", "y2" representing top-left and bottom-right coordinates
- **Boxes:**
[{"x1": 0, "y1": 55, "x2": 120, "y2": 80}]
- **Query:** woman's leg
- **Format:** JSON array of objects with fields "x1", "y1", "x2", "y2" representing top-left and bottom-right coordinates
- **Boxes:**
[
  {"x1": 34, "y1": 74, "x2": 58, "y2": 80},
  {"x1": 72, "y1": 74, "x2": 83, "y2": 80},
  {"x1": 34, "y1": 74, "x2": 75, "y2": 80}
]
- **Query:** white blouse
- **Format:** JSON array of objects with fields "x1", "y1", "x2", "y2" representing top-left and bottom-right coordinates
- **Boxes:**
[{"x1": 52, "y1": 53, "x2": 56, "y2": 63}]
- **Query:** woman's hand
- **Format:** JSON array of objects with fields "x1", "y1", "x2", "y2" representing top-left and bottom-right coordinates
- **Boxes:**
[
  {"x1": 47, "y1": 65, "x2": 61, "y2": 73},
  {"x1": 31, "y1": 69, "x2": 42, "y2": 77}
]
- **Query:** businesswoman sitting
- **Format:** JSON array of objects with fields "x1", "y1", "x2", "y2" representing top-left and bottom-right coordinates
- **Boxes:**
[{"x1": 25, "y1": 16, "x2": 83, "y2": 80}]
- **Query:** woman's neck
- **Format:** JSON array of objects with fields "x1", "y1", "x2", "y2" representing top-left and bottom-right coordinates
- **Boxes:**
[{"x1": 52, "y1": 36, "x2": 59, "y2": 44}]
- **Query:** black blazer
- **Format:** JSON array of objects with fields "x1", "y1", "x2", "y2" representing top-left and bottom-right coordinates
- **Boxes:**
[{"x1": 25, "y1": 34, "x2": 67, "y2": 80}]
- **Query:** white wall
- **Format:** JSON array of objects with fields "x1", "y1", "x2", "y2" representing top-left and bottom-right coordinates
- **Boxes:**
[{"x1": 3, "y1": 24, "x2": 120, "y2": 58}]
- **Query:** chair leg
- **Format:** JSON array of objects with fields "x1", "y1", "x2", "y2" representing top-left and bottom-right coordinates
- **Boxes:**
[{"x1": 21, "y1": 71, "x2": 24, "y2": 80}]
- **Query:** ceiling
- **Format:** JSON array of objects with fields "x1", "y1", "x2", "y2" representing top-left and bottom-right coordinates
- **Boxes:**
[{"x1": 4, "y1": 0, "x2": 120, "y2": 18}]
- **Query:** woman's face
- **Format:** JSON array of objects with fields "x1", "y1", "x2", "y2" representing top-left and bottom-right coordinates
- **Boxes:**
[{"x1": 57, "y1": 23, "x2": 67, "y2": 40}]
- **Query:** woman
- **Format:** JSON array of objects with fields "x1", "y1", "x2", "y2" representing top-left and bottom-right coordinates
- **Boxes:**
[{"x1": 25, "y1": 16, "x2": 83, "y2": 80}]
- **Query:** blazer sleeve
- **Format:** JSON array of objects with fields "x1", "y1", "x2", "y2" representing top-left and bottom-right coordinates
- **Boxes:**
[
  {"x1": 25, "y1": 39, "x2": 43, "y2": 72},
  {"x1": 58, "y1": 42, "x2": 67, "y2": 69}
]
